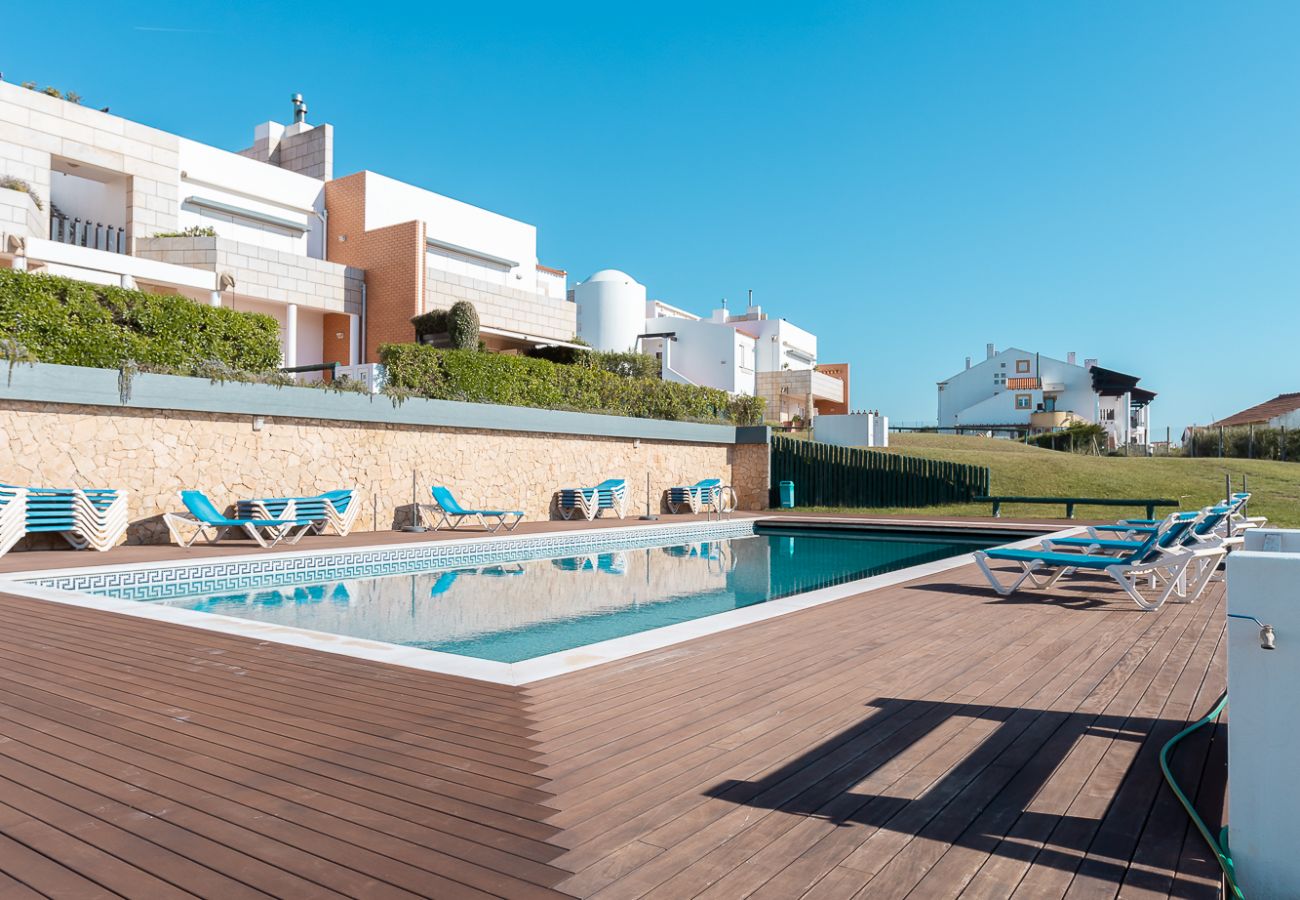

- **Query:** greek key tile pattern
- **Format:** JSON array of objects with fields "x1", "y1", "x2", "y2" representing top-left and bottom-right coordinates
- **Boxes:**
[{"x1": 25, "y1": 520, "x2": 757, "y2": 602}]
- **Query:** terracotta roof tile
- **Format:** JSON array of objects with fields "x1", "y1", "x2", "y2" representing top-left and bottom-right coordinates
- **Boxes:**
[{"x1": 1212, "y1": 392, "x2": 1300, "y2": 426}]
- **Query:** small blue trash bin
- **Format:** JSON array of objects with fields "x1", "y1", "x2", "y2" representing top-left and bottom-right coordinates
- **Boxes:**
[{"x1": 779, "y1": 481, "x2": 795, "y2": 509}]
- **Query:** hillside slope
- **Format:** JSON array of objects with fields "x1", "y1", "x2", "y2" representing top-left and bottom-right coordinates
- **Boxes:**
[{"x1": 842, "y1": 434, "x2": 1300, "y2": 525}]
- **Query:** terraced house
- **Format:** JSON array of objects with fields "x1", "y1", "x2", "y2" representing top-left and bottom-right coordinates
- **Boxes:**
[{"x1": 0, "y1": 83, "x2": 575, "y2": 376}]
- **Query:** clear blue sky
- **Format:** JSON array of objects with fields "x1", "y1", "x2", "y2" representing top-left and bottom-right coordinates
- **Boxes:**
[{"x1": 5, "y1": 1, "x2": 1296, "y2": 435}]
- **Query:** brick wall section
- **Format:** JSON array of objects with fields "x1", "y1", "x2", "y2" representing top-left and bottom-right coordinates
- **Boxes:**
[
  {"x1": 322, "y1": 313, "x2": 352, "y2": 376},
  {"x1": 136, "y1": 236, "x2": 363, "y2": 315},
  {"x1": 425, "y1": 267, "x2": 576, "y2": 342},
  {"x1": 0, "y1": 399, "x2": 759, "y2": 543},
  {"x1": 325, "y1": 172, "x2": 425, "y2": 361}
]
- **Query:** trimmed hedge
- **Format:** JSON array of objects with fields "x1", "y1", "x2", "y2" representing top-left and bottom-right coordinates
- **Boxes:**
[
  {"x1": 381, "y1": 343, "x2": 764, "y2": 424},
  {"x1": 526, "y1": 344, "x2": 662, "y2": 379},
  {"x1": 0, "y1": 269, "x2": 281, "y2": 372}
]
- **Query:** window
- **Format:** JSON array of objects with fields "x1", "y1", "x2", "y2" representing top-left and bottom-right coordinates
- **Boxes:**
[
  {"x1": 1015, "y1": 394, "x2": 1032, "y2": 410},
  {"x1": 1015, "y1": 359, "x2": 1031, "y2": 373}
]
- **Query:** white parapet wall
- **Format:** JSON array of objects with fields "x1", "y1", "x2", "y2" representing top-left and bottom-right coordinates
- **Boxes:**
[
  {"x1": 813, "y1": 413, "x2": 889, "y2": 448},
  {"x1": 1225, "y1": 528, "x2": 1300, "y2": 897}
]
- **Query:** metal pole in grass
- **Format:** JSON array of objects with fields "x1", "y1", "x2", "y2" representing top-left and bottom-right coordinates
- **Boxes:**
[{"x1": 639, "y1": 471, "x2": 659, "y2": 521}]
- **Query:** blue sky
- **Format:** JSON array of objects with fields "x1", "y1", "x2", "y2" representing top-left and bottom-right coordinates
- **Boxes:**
[{"x1": 4, "y1": 1, "x2": 1296, "y2": 434}]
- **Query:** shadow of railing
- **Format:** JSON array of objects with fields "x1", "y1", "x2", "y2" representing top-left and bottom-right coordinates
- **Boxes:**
[{"x1": 702, "y1": 696, "x2": 1225, "y2": 893}]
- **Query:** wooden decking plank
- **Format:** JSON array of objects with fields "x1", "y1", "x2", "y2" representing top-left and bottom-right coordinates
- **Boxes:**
[
  {"x1": 572, "y1": 589, "x2": 1117, "y2": 897},
  {"x1": 995, "y1": 590, "x2": 1221, "y2": 899},
  {"x1": 0, "y1": 615, "x2": 550, "y2": 783},
  {"x1": 2, "y1": 599, "x2": 539, "y2": 737},
  {"x1": 725, "y1": 600, "x2": 1158, "y2": 900},
  {"x1": 639, "y1": 605, "x2": 1122, "y2": 900},
  {"x1": 910, "y1": 588, "x2": 1223, "y2": 899},
  {"x1": 0, "y1": 655, "x2": 559, "y2": 820}
]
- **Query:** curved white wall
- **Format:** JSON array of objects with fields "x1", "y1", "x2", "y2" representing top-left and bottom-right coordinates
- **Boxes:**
[{"x1": 574, "y1": 270, "x2": 647, "y2": 352}]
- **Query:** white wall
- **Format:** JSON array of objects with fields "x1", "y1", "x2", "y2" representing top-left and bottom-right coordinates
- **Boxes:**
[
  {"x1": 643, "y1": 316, "x2": 756, "y2": 395},
  {"x1": 361, "y1": 171, "x2": 539, "y2": 289},
  {"x1": 176, "y1": 138, "x2": 324, "y2": 257},
  {"x1": 815, "y1": 413, "x2": 888, "y2": 448},
  {"x1": 1226, "y1": 533, "x2": 1300, "y2": 898},
  {"x1": 426, "y1": 246, "x2": 511, "y2": 287},
  {"x1": 741, "y1": 319, "x2": 817, "y2": 373},
  {"x1": 49, "y1": 170, "x2": 127, "y2": 230},
  {"x1": 938, "y1": 348, "x2": 1096, "y2": 428}
]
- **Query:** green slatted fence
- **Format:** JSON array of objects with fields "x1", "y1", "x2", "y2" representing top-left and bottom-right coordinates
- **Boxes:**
[{"x1": 769, "y1": 436, "x2": 990, "y2": 508}]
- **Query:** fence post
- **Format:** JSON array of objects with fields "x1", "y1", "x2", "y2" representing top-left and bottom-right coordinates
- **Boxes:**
[
  {"x1": 1284, "y1": 426, "x2": 1288, "y2": 463},
  {"x1": 1219, "y1": 426, "x2": 1224, "y2": 458},
  {"x1": 1249, "y1": 424, "x2": 1254, "y2": 459}
]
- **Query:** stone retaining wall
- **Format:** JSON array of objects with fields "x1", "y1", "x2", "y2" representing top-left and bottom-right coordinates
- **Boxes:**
[{"x1": 0, "y1": 400, "x2": 759, "y2": 545}]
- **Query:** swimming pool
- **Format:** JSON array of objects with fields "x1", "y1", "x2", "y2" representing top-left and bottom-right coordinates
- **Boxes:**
[{"x1": 80, "y1": 526, "x2": 1000, "y2": 663}]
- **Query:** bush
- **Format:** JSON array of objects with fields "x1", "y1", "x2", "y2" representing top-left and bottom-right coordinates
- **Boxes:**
[
  {"x1": 1027, "y1": 421, "x2": 1107, "y2": 453},
  {"x1": 380, "y1": 343, "x2": 758, "y2": 423},
  {"x1": 526, "y1": 345, "x2": 661, "y2": 379},
  {"x1": 0, "y1": 175, "x2": 43, "y2": 211},
  {"x1": 447, "y1": 300, "x2": 480, "y2": 351},
  {"x1": 727, "y1": 394, "x2": 766, "y2": 426},
  {"x1": 152, "y1": 225, "x2": 217, "y2": 238},
  {"x1": 1184, "y1": 425, "x2": 1300, "y2": 462},
  {"x1": 0, "y1": 269, "x2": 281, "y2": 372},
  {"x1": 411, "y1": 309, "x2": 449, "y2": 343}
]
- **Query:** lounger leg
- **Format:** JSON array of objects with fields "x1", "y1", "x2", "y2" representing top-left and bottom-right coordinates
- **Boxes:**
[
  {"x1": 974, "y1": 552, "x2": 1042, "y2": 596},
  {"x1": 505, "y1": 513, "x2": 523, "y2": 532}
]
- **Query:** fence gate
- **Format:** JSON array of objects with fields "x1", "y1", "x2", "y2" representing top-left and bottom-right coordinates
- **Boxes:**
[{"x1": 768, "y1": 436, "x2": 990, "y2": 508}]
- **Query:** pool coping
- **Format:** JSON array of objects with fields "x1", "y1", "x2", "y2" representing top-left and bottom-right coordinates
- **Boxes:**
[{"x1": 0, "y1": 518, "x2": 1083, "y2": 685}]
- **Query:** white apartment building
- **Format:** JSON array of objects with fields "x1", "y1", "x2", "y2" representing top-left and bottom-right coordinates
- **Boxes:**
[
  {"x1": 936, "y1": 344, "x2": 1155, "y2": 449},
  {"x1": 0, "y1": 82, "x2": 574, "y2": 372},
  {"x1": 572, "y1": 270, "x2": 845, "y2": 421}
]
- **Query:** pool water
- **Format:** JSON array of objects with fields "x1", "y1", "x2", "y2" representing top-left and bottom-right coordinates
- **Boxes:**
[{"x1": 124, "y1": 529, "x2": 998, "y2": 663}]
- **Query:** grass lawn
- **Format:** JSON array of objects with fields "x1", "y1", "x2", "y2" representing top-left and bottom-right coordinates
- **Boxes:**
[{"x1": 805, "y1": 433, "x2": 1299, "y2": 527}]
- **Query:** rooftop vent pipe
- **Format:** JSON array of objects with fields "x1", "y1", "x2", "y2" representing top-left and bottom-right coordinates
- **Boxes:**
[{"x1": 291, "y1": 93, "x2": 308, "y2": 124}]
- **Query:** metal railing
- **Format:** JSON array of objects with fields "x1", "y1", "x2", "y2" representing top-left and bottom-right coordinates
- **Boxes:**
[{"x1": 50, "y1": 212, "x2": 126, "y2": 254}]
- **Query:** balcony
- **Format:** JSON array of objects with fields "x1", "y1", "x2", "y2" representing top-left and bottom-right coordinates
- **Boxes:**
[
  {"x1": 1007, "y1": 377, "x2": 1040, "y2": 390},
  {"x1": 51, "y1": 206, "x2": 125, "y2": 254}
]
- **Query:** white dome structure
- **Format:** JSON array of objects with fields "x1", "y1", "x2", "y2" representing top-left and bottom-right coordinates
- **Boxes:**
[{"x1": 574, "y1": 269, "x2": 647, "y2": 352}]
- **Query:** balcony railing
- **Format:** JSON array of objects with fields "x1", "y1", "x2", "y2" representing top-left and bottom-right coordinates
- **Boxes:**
[
  {"x1": 51, "y1": 211, "x2": 126, "y2": 254},
  {"x1": 1007, "y1": 377, "x2": 1040, "y2": 390}
]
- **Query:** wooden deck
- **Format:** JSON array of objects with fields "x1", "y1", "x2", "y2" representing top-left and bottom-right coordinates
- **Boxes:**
[{"x1": 0, "y1": 526, "x2": 1227, "y2": 898}]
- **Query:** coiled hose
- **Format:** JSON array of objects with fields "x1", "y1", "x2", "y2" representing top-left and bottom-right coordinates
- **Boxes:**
[{"x1": 1159, "y1": 689, "x2": 1243, "y2": 899}]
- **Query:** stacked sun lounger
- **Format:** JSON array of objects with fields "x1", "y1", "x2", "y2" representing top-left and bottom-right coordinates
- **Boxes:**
[
  {"x1": 237, "y1": 488, "x2": 360, "y2": 536},
  {"x1": 0, "y1": 486, "x2": 27, "y2": 557},
  {"x1": 556, "y1": 479, "x2": 627, "y2": 521},
  {"x1": 666, "y1": 478, "x2": 723, "y2": 514},
  {"x1": 0, "y1": 484, "x2": 129, "y2": 552}
]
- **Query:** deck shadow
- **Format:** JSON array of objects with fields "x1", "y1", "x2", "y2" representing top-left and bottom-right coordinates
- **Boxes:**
[{"x1": 702, "y1": 696, "x2": 1224, "y2": 891}]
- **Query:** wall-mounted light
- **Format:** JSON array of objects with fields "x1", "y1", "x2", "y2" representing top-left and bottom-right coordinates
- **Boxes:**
[
  {"x1": 633, "y1": 439, "x2": 641, "y2": 450},
  {"x1": 252, "y1": 416, "x2": 265, "y2": 432},
  {"x1": 334, "y1": 331, "x2": 345, "y2": 340}
]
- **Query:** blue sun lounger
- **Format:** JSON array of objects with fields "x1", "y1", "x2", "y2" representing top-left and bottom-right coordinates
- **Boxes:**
[
  {"x1": 973, "y1": 512, "x2": 1224, "y2": 611},
  {"x1": 164, "y1": 490, "x2": 315, "y2": 549},
  {"x1": 422, "y1": 486, "x2": 524, "y2": 532}
]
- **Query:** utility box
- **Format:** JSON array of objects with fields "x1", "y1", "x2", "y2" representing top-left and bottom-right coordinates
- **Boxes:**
[
  {"x1": 779, "y1": 481, "x2": 795, "y2": 509},
  {"x1": 1225, "y1": 528, "x2": 1300, "y2": 897}
]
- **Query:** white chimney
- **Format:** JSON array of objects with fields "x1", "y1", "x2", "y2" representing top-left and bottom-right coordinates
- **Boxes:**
[
  {"x1": 986, "y1": 343, "x2": 996, "y2": 360},
  {"x1": 965, "y1": 356, "x2": 972, "y2": 370},
  {"x1": 1067, "y1": 351, "x2": 1077, "y2": 366},
  {"x1": 1084, "y1": 358, "x2": 1098, "y2": 369}
]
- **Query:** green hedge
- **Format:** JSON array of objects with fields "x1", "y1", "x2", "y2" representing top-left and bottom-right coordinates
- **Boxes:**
[
  {"x1": 0, "y1": 269, "x2": 281, "y2": 371},
  {"x1": 381, "y1": 343, "x2": 764, "y2": 423},
  {"x1": 526, "y1": 344, "x2": 662, "y2": 379}
]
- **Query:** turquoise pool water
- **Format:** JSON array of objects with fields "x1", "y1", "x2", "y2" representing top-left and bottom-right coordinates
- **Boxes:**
[{"x1": 122, "y1": 529, "x2": 998, "y2": 663}]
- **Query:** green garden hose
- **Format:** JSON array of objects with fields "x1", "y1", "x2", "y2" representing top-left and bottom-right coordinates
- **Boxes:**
[{"x1": 1159, "y1": 689, "x2": 1243, "y2": 899}]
